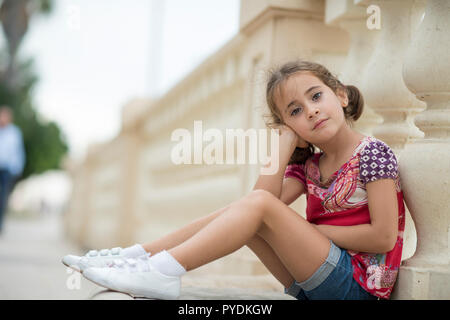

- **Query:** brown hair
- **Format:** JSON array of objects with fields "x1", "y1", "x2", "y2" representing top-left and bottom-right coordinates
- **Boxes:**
[{"x1": 264, "y1": 60, "x2": 364, "y2": 165}]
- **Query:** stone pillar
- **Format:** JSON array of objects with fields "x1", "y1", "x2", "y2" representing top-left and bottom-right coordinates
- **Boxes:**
[
  {"x1": 358, "y1": 0, "x2": 430, "y2": 264},
  {"x1": 339, "y1": 19, "x2": 383, "y2": 136},
  {"x1": 393, "y1": 0, "x2": 450, "y2": 300},
  {"x1": 117, "y1": 99, "x2": 150, "y2": 246},
  {"x1": 360, "y1": 0, "x2": 425, "y2": 151},
  {"x1": 325, "y1": 0, "x2": 383, "y2": 135}
]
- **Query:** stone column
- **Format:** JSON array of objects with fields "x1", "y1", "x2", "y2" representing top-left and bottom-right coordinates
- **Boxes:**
[
  {"x1": 338, "y1": 19, "x2": 383, "y2": 136},
  {"x1": 393, "y1": 0, "x2": 450, "y2": 300},
  {"x1": 360, "y1": 0, "x2": 425, "y2": 151},
  {"x1": 325, "y1": 0, "x2": 383, "y2": 135},
  {"x1": 358, "y1": 0, "x2": 430, "y2": 264}
]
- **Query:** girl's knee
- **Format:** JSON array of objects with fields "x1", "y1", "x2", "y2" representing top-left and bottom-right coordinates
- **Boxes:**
[
  {"x1": 247, "y1": 189, "x2": 276, "y2": 205},
  {"x1": 228, "y1": 190, "x2": 271, "y2": 219},
  {"x1": 235, "y1": 190, "x2": 276, "y2": 220}
]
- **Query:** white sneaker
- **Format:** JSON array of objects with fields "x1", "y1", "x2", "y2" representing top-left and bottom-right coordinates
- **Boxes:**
[
  {"x1": 62, "y1": 244, "x2": 145, "y2": 273},
  {"x1": 83, "y1": 254, "x2": 181, "y2": 300}
]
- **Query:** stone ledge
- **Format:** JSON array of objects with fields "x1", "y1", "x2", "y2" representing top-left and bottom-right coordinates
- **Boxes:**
[
  {"x1": 89, "y1": 274, "x2": 294, "y2": 300},
  {"x1": 90, "y1": 287, "x2": 294, "y2": 300}
]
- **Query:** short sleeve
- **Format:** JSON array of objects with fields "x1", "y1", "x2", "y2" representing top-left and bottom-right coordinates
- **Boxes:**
[
  {"x1": 359, "y1": 140, "x2": 399, "y2": 184},
  {"x1": 284, "y1": 163, "x2": 307, "y2": 189}
]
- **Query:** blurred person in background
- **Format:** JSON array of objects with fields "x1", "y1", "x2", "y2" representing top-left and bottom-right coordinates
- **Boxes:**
[{"x1": 0, "y1": 105, "x2": 25, "y2": 233}]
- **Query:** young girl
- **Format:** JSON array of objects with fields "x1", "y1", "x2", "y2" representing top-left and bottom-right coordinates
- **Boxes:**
[{"x1": 62, "y1": 60, "x2": 405, "y2": 300}]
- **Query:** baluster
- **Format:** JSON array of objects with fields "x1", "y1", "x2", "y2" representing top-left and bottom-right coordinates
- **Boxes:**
[
  {"x1": 357, "y1": 0, "x2": 429, "y2": 266},
  {"x1": 360, "y1": 0, "x2": 425, "y2": 151},
  {"x1": 394, "y1": 0, "x2": 450, "y2": 300},
  {"x1": 338, "y1": 18, "x2": 383, "y2": 135}
]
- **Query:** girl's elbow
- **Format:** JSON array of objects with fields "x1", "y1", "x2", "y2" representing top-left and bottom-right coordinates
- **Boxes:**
[{"x1": 378, "y1": 231, "x2": 398, "y2": 253}]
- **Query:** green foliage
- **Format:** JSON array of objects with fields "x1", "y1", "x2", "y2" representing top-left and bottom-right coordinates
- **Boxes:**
[
  {"x1": 0, "y1": 0, "x2": 67, "y2": 181},
  {"x1": 0, "y1": 55, "x2": 69, "y2": 180},
  {"x1": 37, "y1": 0, "x2": 53, "y2": 15}
]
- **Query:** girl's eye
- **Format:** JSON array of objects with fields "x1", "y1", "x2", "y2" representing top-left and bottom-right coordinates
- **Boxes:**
[
  {"x1": 312, "y1": 92, "x2": 322, "y2": 101},
  {"x1": 290, "y1": 107, "x2": 302, "y2": 116}
]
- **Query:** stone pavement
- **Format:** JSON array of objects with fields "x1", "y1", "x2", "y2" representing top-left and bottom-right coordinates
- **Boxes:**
[{"x1": 0, "y1": 213, "x2": 294, "y2": 300}]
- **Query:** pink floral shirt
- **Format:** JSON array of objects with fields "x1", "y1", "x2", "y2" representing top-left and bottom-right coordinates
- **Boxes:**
[{"x1": 284, "y1": 136, "x2": 405, "y2": 299}]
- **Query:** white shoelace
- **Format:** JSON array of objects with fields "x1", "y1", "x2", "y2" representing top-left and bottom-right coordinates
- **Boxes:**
[{"x1": 107, "y1": 254, "x2": 152, "y2": 273}]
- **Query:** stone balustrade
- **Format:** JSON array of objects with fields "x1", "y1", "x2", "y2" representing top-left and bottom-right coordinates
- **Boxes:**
[{"x1": 63, "y1": 0, "x2": 449, "y2": 298}]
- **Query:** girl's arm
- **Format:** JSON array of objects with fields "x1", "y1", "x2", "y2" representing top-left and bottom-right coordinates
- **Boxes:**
[
  {"x1": 314, "y1": 178, "x2": 399, "y2": 253},
  {"x1": 253, "y1": 144, "x2": 296, "y2": 198},
  {"x1": 253, "y1": 127, "x2": 298, "y2": 198},
  {"x1": 279, "y1": 177, "x2": 306, "y2": 206}
]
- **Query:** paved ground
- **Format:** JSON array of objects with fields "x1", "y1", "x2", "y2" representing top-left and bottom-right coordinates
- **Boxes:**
[{"x1": 0, "y1": 213, "x2": 293, "y2": 300}]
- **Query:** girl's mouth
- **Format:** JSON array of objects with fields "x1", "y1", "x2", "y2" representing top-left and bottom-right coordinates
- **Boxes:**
[{"x1": 313, "y1": 119, "x2": 328, "y2": 130}]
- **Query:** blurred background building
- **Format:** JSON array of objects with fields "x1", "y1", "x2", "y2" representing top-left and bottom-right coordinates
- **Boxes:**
[{"x1": 1, "y1": 0, "x2": 449, "y2": 299}]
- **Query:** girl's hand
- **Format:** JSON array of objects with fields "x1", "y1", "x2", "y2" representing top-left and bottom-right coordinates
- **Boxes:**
[{"x1": 271, "y1": 124, "x2": 309, "y2": 149}]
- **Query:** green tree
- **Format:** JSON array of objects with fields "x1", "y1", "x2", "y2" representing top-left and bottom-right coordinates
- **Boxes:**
[{"x1": 0, "y1": 0, "x2": 68, "y2": 180}]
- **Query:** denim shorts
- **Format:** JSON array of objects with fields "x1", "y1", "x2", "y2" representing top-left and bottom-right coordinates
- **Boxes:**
[{"x1": 285, "y1": 241, "x2": 378, "y2": 300}]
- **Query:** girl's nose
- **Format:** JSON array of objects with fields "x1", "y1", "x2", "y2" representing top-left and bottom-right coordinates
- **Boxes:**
[{"x1": 307, "y1": 107, "x2": 320, "y2": 119}]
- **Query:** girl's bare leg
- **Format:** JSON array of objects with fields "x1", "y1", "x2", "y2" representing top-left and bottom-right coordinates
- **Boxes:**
[
  {"x1": 245, "y1": 235, "x2": 295, "y2": 288},
  {"x1": 141, "y1": 203, "x2": 233, "y2": 254},
  {"x1": 141, "y1": 199, "x2": 296, "y2": 288},
  {"x1": 169, "y1": 190, "x2": 331, "y2": 284}
]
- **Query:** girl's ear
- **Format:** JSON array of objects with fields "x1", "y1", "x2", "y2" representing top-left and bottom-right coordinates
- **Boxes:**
[{"x1": 336, "y1": 87, "x2": 349, "y2": 108}]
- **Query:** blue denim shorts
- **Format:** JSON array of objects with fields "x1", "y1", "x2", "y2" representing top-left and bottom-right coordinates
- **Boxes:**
[{"x1": 285, "y1": 241, "x2": 378, "y2": 300}]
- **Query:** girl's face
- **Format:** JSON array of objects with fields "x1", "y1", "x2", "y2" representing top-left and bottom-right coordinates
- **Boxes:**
[{"x1": 274, "y1": 72, "x2": 349, "y2": 145}]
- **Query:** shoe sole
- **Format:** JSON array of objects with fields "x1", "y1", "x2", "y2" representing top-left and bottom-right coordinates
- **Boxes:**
[
  {"x1": 82, "y1": 272, "x2": 147, "y2": 299},
  {"x1": 83, "y1": 269, "x2": 180, "y2": 300}
]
